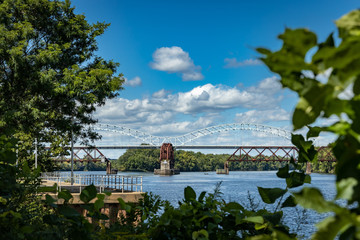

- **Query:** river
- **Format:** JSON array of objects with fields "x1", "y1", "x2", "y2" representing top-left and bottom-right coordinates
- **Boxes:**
[{"x1": 66, "y1": 170, "x2": 336, "y2": 238}]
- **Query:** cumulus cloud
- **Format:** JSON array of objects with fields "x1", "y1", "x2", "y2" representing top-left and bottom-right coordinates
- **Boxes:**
[
  {"x1": 152, "y1": 89, "x2": 170, "y2": 98},
  {"x1": 224, "y1": 58, "x2": 262, "y2": 68},
  {"x1": 235, "y1": 108, "x2": 290, "y2": 124},
  {"x1": 145, "y1": 117, "x2": 214, "y2": 136},
  {"x1": 247, "y1": 76, "x2": 282, "y2": 97},
  {"x1": 124, "y1": 76, "x2": 142, "y2": 87},
  {"x1": 95, "y1": 77, "x2": 284, "y2": 136},
  {"x1": 150, "y1": 46, "x2": 204, "y2": 81},
  {"x1": 176, "y1": 84, "x2": 258, "y2": 113}
]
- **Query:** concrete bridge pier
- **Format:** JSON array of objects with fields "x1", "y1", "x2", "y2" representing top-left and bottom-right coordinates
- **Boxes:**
[{"x1": 216, "y1": 161, "x2": 229, "y2": 174}]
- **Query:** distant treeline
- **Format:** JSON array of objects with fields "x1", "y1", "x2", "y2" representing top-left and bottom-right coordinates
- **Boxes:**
[
  {"x1": 56, "y1": 161, "x2": 107, "y2": 171},
  {"x1": 110, "y1": 149, "x2": 336, "y2": 173}
]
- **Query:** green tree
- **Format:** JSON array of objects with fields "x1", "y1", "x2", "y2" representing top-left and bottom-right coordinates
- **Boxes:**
[
  {"x1": 116, "y1": 149, "x2": 160, "y2": 172},
  {"x1": 0, "y1": 0, "x2": 123, "y2": 169}
]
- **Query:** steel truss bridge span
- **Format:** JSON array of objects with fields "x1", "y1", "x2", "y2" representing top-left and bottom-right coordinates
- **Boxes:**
[
  {"x1": 94, "y1": 123, "x2": 292, "y2": 146},
  {"x1": 53, "y1": 145, "x2": 335, "y2": 163}
]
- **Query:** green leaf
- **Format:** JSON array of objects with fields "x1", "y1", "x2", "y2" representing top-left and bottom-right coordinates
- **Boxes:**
[
  {"x1": 192, "y1": 229, "x2": 209, "y2": 240},
  {"x1": 94, "y1": 194, "x2": 105, "y2": 211},
  {"x1": 20, "y1": 226, "x2": 33, "y2": 234},
  {"x1": 312, "y1": 34, "x2": 335, "y2": 66},
  {"x1": 198, "y1": 191, "x2": 206, "y2": 202},
  {"x1": 258, "y1": 187, "x2": 287, "y2": 204},
  {"x1": 291, "y1": 134, "x2": 310, "y2": 151},
  {"x1": 58, "y1": 190, "x2": 73, "y2": 202},
  {"x1": 244, "y1": 216, "x2": 264, "y2": 224},
  {"x1": 247, "y1": 235, "x2": 272, "y2": 240},
  {"x1": 272, "y1": 230, "x2": 295, "y2": 240},
  {"x1": 58, "y1": 205, "x2": 80, "y2": 217},
  {"x1": 293, "y1": 187, "x2": 339, "y2": 213},
  {"x1": 262, "y1": 211, "x2": 283, "y2": 225},
  {"x1": 286, "y1": 171, "x2": 307, "y2": 188},
  {"x1": 281, "y1": 195, "x2": 296, "y2": 208},
  {"x1": 293, "y1": 104, "x2": 315, "y2": 130},
  {"x1": 256, "y1": 48, "x2": 272, "y2": 55},
  {"x1": 184, "y1": 186, "x2": 196, "y2": 202},
  {"x1": 118, "y1": 198, "x2": 131, "y2": 213},
  {"x1": 118, "y1": 197, "x2": 126, "y2": 209},
  {"x1": 354, "y1": 76, "x2": 360, "y2": 95},
  {"x1": 291, "y1": 134, "x2": 318, "y2": 163},
  {"x1": 336, "y1": 9, "x2": 360, "y2": 38},
  {"x1": 339, "y1": 226, "x2": 357, "y2": 240},
  {"x1": 324, "y1": 99, "x2": 352, "y2": 117},
  {"x1": 281, "y1": 75, "x2": 305, "y2": 92},
  {"x1": 332, "y1": 135, "x2": 360, "y2": 202},
  {"x1": 225, "y1": 202, "x2": 245, "y2": 212},
  {"x1": 326, "y1": 121, "x2": 351, "y2": 136},
  {"x1": 278, "y1": 28, "x2": 317, "y2": 57},
  {"x1": 336, "y1": 178, "x2": 357, "y2": 200},
  {"x1": 80, "y1": 184, "x2": 97, "y2": 203},
  {"x1": 313, "y1": 215, "x2": 353, "y2": 240},
  {"x1": 307, "y1": 126, "x2": 323, "y2": 139},
  {"x1": 276, "y1": 165, "x2": 290, "y2": 178},
  {"x1": 45, "y1": 194, "x2": 57, "y2": 207}
]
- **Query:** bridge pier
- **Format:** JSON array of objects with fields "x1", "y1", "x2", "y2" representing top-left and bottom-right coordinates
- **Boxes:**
[
  {"x1": 154, "y1": 143, "x2": 180, "y2": 176},
  {"x1": 154, "y1": 159, "x2": 180, "y2": 175},
  {"x1": 216, "y1": 161, "x2": 229, "y2": 174},
  {"x1": 106, "y1": 159, "x2": 118, "y2": 175}
]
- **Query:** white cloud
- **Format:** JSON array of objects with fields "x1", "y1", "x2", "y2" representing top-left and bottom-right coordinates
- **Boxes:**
[
  {"x1": 224, "y1": 58, "x2": 262, "y2": 68},
  {"x1": 150, "y1": 46, "x2": 204, "y2": 81},
  {"x1": 152, "y1": 89, "x2": 171, "y2": 98},
  {"x1": 144, "y1": 117, "x2": 214, "y2": 136},
  {"x1": 124, "y1": 76, "x2": 142, "y2": 87},
  {"x1": 247, "y1": 76, "x2": 281, "y2": 94},
  {"x1": 95, "y1": 77, "x2": 284, "y2": 137},
  {"x1": 235, "y1": 108, "x2": 290, "y2": 124}
]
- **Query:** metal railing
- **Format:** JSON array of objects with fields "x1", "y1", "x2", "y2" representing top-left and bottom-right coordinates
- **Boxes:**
[{"x1": 40, "y1": 172, "x2": 143, "y2": 193}]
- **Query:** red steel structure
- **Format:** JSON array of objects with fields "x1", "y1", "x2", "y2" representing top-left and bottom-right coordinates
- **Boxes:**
[
  {"x1": 223, "y1": 146, "x2": 335, "y2": 173},
  {"x1": 159, "y1": 143, "x2": 175, "y2": 169},
  {"x1": 159, "y1": 143, "x2": 174, "y2": 161},
  {"x1": 226, "y1": 146, "x2": 335, "y2": 163},
  {"x1": 226, "y1": 146, "x2": 298, "y2": 162},
  {"x1": 224, "y1": 146, "x2": 336, "y2": 169}
]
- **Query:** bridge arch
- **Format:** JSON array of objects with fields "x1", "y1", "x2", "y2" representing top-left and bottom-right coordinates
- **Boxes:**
[{"x1": 94, "y1": 123, "x2": 292, "y2": 146}]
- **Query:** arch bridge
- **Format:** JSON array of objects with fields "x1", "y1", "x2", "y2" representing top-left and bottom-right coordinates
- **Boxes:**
[{"x1": 93, "y1": 123, "x2": 292, "y2": 146}]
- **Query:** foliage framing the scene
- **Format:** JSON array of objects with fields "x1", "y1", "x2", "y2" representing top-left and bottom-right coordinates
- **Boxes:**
[
  {"x1": 0, "y1": 0, "x2": 123, "y2": 169},
  {"x1": 257, "y1": 9, "x2": 360, "y2": 239}
]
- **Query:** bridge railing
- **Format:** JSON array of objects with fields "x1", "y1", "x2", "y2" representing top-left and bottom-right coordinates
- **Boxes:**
[{"x1": 40, "y1": 172, "x2": 143, "y2": 193}]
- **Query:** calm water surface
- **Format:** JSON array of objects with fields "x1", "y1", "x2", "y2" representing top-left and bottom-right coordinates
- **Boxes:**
[{"x1": 69, "y1": 170, "x2": 336, "y2": 238}]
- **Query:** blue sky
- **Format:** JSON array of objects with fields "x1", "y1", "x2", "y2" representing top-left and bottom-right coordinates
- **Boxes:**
[{"x1": 72, "y1": 0, "x2": 359, "y2": 147}]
